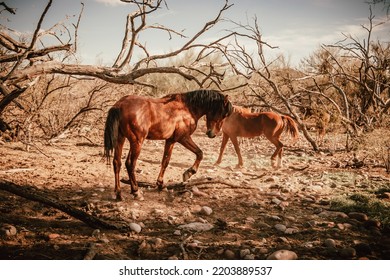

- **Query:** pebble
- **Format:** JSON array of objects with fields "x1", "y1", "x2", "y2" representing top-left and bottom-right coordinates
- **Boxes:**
[
  {"x1": 318, "y1": 210, "x2": 348, "y2": 219},
  {"x1": 274, "y1": 224, "x2": 287, "y2": 232},
  {"x1": 340, "y1": 247, "x2": 356, "y2": 259},
  {"x1": 92, "y1": 229, "x2": 101, "y2": 238},
  {"x1": 47, "y1": 233, "x2": 60, "y2": 240},
  {"x1": 244, "y1": 254, "x2": 256, "y2": 260},
  {"x1": 355, "y1": 243, "x2": 372, "y2": 256},
  {"x1": 348, "y1": 212, "x2": 368, "y2": 222},
  {"x1": 192, "y1": 186, "x2": 209, "y2": 197},
  {"x1": 224, "y1": 249, "x2": 236, "y2": 259},
  {"x1": 0, "y1": 224, "x2": 17, "y2": 237},
  {"x1": 258, "y1": 222, "x2": 272, "y2": 229},
  {"x1": 129, "y1": 222, "x2": 142, "y2": 233},
  {"x1": 240, "y1": 249, "x2": 251, "y2": 258},
  {"x1": 271, "y1": 198, "x2": 282, "y2": 205},
  {"x1": 178, "y1": 222, "x2": 214, "y2": 232},
  {"x1": 200, "y1": 206, "x2": 213, "y2": 216},
  {"x1": 324, "y1": 239, "x2": 337, "y2": 248},
  {"x1": 267, "y1": 250, "x2": 298, "y2": 260},
  {"x1": 285, "y1": 227, "x2": 299, "y2": 235},
  {"x1": 364, "y1": 219, "x2": 381, "y2": 229}
]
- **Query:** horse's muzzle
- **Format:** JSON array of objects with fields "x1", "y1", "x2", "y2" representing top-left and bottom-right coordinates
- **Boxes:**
[{"x1": 206, "y1": 130, "x2": 216, "y2": 138}]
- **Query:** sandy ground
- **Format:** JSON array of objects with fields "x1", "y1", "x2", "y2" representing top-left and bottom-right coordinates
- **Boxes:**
[{"x1": 1, "y1": 125, "x2": 390, "y2": 260}]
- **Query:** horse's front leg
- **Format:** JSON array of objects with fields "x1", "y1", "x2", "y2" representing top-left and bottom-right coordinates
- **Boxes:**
[
  {"x1": 156, "y1": 140, "x2": 175, "y2": 190},
  {"x1": 215, "y1": 132, "x2": 229, "y2": 165},
  {"x1": 179, "y1": 137, "x2": 203, "y2": 182}
]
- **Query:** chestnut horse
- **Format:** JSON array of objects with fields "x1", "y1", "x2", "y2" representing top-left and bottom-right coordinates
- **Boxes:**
[
  {"x1": 104, "y1": 89, "x2": 232, "y2": 200},
  {"x1": 215, "y1": 106, "x2": 299, "y2": 168}
]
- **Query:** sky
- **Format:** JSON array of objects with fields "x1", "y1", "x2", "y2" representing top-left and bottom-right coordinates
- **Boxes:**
[{"x1": 1, "y1": 0, "x2": 390, "y2": 66}]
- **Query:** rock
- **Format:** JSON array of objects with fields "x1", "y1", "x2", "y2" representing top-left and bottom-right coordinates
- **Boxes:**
[
  {"x1": 336, "y1": 223, "x2": 345, "y2": 230},
  {"x1": 285, "y1": 227, "x2": 299, "y2": 235},
  {"x1": 318, "y1": 210, "x2": 348, "y2": 219},
  {"x1": 173, "y1": 230, "x2": 181, "y2": 236},
  {"x1": 192, "y1": 186, "x2": 209, "y2": 197},
  {"x1": 153, "y1": 209, "x2": 165, "y2": 217},
  {"x1": 324, "y1": 239, "x2": 337, "y2": 248},
  {"x1": 378, "y1": 192, "x2": 390, "y2": 199},
  {"x1": 355, "y1": 243, "x2": 372, "y2": 256},
  {"x1": 274, "y1": 224, "x2": 286, "y2": 232},
  {"x1": 364, "y1": 219, "x2": 381, "y2": 229},
  {"x1": 340, "y1": 247, "x2": 356, "y2": 259},
  {"x1": 92, "y1": 229, "x2": 101, "y2": 238},
  {"x1": 267, "y1": 250, "x2": 298, "y2": 260},
  {"x1": 224, "y1": 249, "x2": 236, "y2": 259},
  {"x1": 129, "y1": 222, "x2": 142, "y2": 233},
  {"x1": 240, "y1": 249, "x2": 251, "y2": 258},
  {"x1": 200, "y1": 206, "x2": 213, "y2": 216},
  {"x1": 271, "y1": 198, "x2": 282, "y2": 205},
  {"x1": 47, "y1": 233, "x2": 60, "y2": 240},
  {"x1": 0, "y1": 224, "x2": 17, "y2": 237},
  {"x1": 178, "y1": 222, "x2": 214, "y2": 232},
  {"x1": 270, "y1": 215, "x2": 282, "y2": 221},
  {"x1": 244, "y1": 254, "x2": 255, "y2": 260},
  {"x1": 258, "y1": 222, "x2": 272, "y2": 229},
  {"x1": 348, "y1": 212, "x2": 368, "y2": 222}
]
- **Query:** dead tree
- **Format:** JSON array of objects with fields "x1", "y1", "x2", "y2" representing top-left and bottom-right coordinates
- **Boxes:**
[
  {"x1": 213, "y1": 17, "x2": 320, "y2": 150},
  {"x1": 0, "y1": 0, "x2": 236, "y2": 117},
  {"x1": 317, "y1": 7, "x2": 390, "y2": 131}
]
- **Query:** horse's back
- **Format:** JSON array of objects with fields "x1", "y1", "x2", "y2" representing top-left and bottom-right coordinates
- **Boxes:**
[
  {"x1": 111, "y1": 94, "x2": 193, "y2": 140},
  {"x1": 223, "y1": 110, "x2": 284, "y2": 138}
]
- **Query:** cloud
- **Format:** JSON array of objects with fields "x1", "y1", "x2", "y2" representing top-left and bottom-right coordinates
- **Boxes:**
[{"x1": 93, "y1": 0, "x2": 126, "y2": 6}]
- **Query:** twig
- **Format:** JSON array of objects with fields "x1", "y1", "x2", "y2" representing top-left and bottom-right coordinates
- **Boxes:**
[
  {"x1": 83, "y1": 242, "x2": 98, "y2": 260},
  {"x1": 20, "y1": 140, "x2": 54, "y2": 159},
  {"x1": 0, "y1": 168, "x2": 35, "y2": 174}
]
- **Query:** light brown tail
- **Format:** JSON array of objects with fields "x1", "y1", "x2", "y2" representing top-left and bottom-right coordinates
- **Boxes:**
[{"x1": 281, "y1": 115, "x2": 299, "y2": 140}]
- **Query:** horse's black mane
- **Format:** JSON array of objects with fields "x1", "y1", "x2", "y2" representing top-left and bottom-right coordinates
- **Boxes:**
[{"x1": 183, "y1": 89, "x2": 232, "y2": 116}]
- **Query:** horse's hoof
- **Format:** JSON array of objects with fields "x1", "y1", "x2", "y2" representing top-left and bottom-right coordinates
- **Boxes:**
[
  {"x1": 115, "y1": 194, "x2": 123, "y2": 201},
  {"x1": 183, "y1": 168, "x2": 196, "y2": 182}
]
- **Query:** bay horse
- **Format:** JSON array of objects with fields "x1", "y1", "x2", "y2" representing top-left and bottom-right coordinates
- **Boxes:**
[
  {"x1": 215, "y1": 106, "x2": 299, "y2": 168},
  {"x1": 104, "y1": 89, "x2": 232, "y2": 201}
]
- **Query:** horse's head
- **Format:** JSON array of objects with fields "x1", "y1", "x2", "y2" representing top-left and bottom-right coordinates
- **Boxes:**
[{"x1": 206, "y1": 94, "x2": 233, "y2": 138}]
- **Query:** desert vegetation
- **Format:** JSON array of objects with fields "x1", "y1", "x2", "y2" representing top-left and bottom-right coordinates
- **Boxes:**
[{"x1": 0, "y1": 0, "x2": 389, "y2": 260}]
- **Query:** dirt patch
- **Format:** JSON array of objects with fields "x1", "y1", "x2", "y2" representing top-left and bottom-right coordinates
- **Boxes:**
[{"x1": 1, "y1": 127, "x2": 389, "y2": 260}]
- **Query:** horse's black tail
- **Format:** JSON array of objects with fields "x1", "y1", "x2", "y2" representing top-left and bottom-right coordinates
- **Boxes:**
[
  {"x1": 104, "y1": 107, "x2": 121, "y2": 162},
  {"x1": 281, "y1": 115, "x2": 299, "y2": 141}
]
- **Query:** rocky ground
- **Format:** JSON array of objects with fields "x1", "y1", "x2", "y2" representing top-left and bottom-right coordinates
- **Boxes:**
[{"x1": 0, "y1": 125, "x2": 389, "y2": 260}]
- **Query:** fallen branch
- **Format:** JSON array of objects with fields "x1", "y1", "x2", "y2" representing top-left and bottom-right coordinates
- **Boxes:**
[
  {"x1": 83, "y1": 242, "x2": 99, "y2": 260},
  {"x1": 0, "y1": 180, "x2": 128, "y2": 231}
]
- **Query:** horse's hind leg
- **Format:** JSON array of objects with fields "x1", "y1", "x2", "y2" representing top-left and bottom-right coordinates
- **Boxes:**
[
  {"x1": 113, "y1": 135, "x2": 125, "y2": 201},
  {"x1": 230, "y1": 135, "x2": 244, "y2": 168},
  {"x1": 269, "y1": 137, "x2": 284, "y2": 169},
  {"x1": 179, "y1": 136, "x2": 203, "y2": 182},
  {"x1": 156, "y1": 139, "x2": 175, "y2": 190},
  {"x1": 215, "y1": 132, "x2": 229, "y2": 165},
  {"x1": 125, "y1": 139, "x2": 144, "y2": 200}
]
